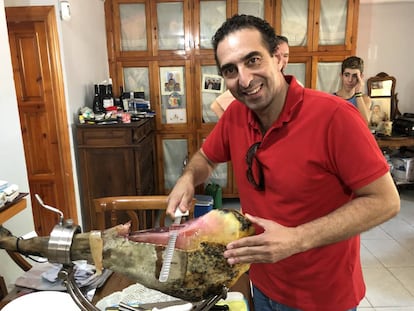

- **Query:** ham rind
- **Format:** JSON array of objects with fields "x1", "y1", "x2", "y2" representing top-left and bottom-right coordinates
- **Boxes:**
[
  {"x1": 0, "y1": 209, "x2": 255, "y2": 302},
  {"x1": 102, "y1": 209, "x2": 255, "y2": 301},
  {"x1": 128, "y1": 208, "x2": 252, "y2": 250}
]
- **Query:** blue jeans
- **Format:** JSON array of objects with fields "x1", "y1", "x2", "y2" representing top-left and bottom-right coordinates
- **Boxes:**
[{"x1": 253, "y1": 286, "x2": 357, "y2": 311}]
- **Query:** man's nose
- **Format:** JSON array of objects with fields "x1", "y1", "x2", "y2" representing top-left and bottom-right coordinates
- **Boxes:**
[{"x1": 238, "y1": 67, "x2": 253, "y2": 89}]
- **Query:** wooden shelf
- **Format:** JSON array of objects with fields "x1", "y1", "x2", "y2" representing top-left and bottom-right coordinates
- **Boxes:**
[
  {"x1": 0, "y1": 198, "x2": 27, "y2": 224},
  {"x1": 376, "y1": 136, "x2": 414, "y2": 149}
]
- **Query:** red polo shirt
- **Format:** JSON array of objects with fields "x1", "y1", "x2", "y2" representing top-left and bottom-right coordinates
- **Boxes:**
[{"x1": 202, "y1": 76, "x2": 389, "y2": 310}]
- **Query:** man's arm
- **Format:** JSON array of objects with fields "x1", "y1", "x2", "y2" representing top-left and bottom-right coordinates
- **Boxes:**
[
  {"x1": 296, "y1": 171, "x2": 399, "y2": 252},
  {"x1": 224, "y1": 172, "x2": 400, "y2": 264},
  {"x1": 355, "y1": 73, "x2": 371, "y2": 124},
  {"x1": 166, "y1": 149, "x2": 216, "y2": 218}
]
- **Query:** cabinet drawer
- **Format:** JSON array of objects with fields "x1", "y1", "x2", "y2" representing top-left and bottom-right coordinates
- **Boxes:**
[
  {"x1": 132, "y1": 119, "x2": 153, "y2": 143},
  {"x1": 78, "y1": 128, "x2": 132, "y2": 146}
]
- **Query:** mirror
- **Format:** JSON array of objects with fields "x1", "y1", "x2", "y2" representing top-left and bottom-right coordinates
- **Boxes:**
[
  {"x1": 367, "y1": 72, "x2": 396, "y2": 98},
  {"x1": 367, "y1": 72, "x2": 398, "y2": 122}
]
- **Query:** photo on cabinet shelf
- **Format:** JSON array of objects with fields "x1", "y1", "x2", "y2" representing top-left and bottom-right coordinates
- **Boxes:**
[
  {"x1": 160, "y1": 67, "x2": 184, "y2": 96},
  {"x1": 202, "y1": 74, "x2": 224, "y2": 94}
]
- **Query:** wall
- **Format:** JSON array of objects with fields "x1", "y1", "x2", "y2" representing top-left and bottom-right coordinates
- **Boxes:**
[
  {"x1": 0, "y1": 0, "x2": 109, "y2": 290},
  {"x1": 358, "y1": 2, "x2": 414, "y2": 113},
  {"x1": 0, "y1": 0, "x2": 34, "y2": 292}
]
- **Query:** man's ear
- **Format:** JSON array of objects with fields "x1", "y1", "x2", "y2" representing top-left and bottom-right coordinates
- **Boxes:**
[{"x1": 273, "y1": 51, "x2": 281, "y2": 65}]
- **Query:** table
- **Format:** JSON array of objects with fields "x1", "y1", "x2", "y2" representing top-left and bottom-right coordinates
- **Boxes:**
[
  {"x1": 0, "y1": 198, "x2": 27, "y2": 224},
  {"x1": 0, "y1": 198, "x2": 28, "y2": 305},
  {"x1": 92, "y1": 272, "x2": 254, "y2": 311},
  {"x1": 376, "y1": 136, "x2": 414, "y2": 149}
]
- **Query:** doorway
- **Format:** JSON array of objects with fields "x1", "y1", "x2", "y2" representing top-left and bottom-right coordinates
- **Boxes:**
[{"x1": 6, "y1": 6, "x2": 77, "y2": 235}]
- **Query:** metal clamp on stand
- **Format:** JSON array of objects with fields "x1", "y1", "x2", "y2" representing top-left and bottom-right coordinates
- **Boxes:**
[
  {"x1": 35, "y1": 194, "x2": 81, "y2": 264},
  {"x1": 58, "y1": 265, "x2": 101, "y2": 311},
  {"x1": 36, "y1": 194, "x2": 96, "y2": 310},
  {"x1": 47, "y1": 219, "x2": 81, "y2": 264}
]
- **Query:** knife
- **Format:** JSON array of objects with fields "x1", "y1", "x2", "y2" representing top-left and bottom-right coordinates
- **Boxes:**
[{"x1": 158, "y1": 208, "x2": 189, "y2": 282}]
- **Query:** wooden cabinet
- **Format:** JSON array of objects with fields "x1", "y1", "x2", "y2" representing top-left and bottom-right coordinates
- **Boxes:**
[
  {"x1": 104, "y1": 0, "x2": 359, "y2": 198},
  {"x1": 76, "y1": 119, "x2": 156, "y2": 231}
]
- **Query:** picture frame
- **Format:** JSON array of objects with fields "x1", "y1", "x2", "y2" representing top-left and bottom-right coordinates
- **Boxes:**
[
  {"x1": 202, "y1": 74, "x2": 224, "y2": 94},
  {"x1": 160, "y1": 67, "x2": 184, "y2": 96},
  {"x1": 369, "y1": 98, "x2": 391, "y2": 132},
  {"x1": 367, "y1": 73, "x2": 398, "y2": 120},
  {"x1": 166, "y1": 108, "x2": 187, "y2": 124}
]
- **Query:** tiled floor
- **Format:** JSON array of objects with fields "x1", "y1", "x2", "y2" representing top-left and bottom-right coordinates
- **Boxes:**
[
  {"x1": 223, "y1": 187, "x2": 414, "y2": 310},
  {"x1": 359, "y1": 188, "x2": 414, "y2": 310}
]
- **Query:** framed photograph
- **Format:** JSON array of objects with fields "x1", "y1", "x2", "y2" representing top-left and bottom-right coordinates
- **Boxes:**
[
  {"x1": 166, "y1": 108, "x2": 187, "y2": 124},
  {"x1": 369, "y1": 98, "x2": 391, "y2": 131},
  {"x1": 202, "y1": 74, "x2": 224, "y2": 93},
  {"x1": 160, "y1": 67, "x2": 184, "y2": 95}
]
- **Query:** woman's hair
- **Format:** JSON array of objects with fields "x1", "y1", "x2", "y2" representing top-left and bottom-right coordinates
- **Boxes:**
[{"x1": 212, "y1": 14, "x2": 279, "y2": 73}]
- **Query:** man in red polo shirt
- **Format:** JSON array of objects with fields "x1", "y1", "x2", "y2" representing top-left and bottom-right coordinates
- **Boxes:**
[{"x1": 167, "y1": 15, "x2": 400, "y2": 311}]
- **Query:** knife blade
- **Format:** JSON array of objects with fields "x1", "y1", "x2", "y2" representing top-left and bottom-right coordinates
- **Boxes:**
[
  {"x1": 158, "y1": 208, "x2": 189, "y2": 282},
  {"x1": 118, "y1": 299, "x2": 191, "y2": 311}
]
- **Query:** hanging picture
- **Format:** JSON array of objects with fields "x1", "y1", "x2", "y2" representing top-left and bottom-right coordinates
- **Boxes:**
[
  {"x1": 160, "y1": 67, "x2": 184, "y2": 95},
  {"x1": 166, "y1": 108, "x2": 187, "y2": 124},
  {"x1": 167, "y1": 92, "x2": 182, "y2": 109},
  {"x1": 202, "y1": 74, "x2": 224, "y2": 94}
]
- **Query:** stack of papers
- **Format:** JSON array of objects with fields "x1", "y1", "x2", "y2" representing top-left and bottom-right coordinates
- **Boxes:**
[
  {"x1": 0, "y1": 179, "x2": 19, "y2": 206},
  {"x1": 0, "y1": 180, "x2": 19, "y2": 207},
  {"x1": 15, "y1": 261, "x2": 112, "y2": 293}
]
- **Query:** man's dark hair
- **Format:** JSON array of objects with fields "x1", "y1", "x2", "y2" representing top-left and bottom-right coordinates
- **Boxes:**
[
  {"x1": 212, "y1": 14, "x2": 279, "y2": 73},
  {"x1": 341, "y1": 56, "x2": 364, "y2": 74},
  {"x1": 277, "y1": 35, "x2": 288, "y2": 45}
]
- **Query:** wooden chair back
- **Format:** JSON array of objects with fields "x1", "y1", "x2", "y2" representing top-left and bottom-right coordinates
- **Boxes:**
[{"x1": 93, "y1": 195, "x2": 194, "y2": 231}]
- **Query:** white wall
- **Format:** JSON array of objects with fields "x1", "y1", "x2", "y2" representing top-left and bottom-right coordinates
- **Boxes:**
[
  {"x1": 0, "y1": 0, "x2": 109, "y2": 290},
  {"x1": 0, "y1": 0, "x2": 35, "y2": 292},
  {"x1": 358, "y1": 2, "x2": 414, "y2": 113}
]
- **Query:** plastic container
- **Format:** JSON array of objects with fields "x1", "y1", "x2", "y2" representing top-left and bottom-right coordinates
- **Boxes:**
[{"x1": 194, "y1": 194, "x2": 213, "y2": 218}]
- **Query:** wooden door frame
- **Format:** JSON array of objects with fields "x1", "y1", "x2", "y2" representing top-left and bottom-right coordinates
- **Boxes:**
[{"x1": 6, "y1": 6, "x2": 78, "y2": 225}]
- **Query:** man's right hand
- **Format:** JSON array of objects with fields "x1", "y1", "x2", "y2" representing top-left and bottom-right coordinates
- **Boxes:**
[{"x1": 166, "y1": 174, "x2": 195, "y2": 218}]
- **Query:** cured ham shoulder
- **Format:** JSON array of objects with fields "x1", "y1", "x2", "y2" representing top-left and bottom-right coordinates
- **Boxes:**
[{"x1": 0, "y1": 209, "x2": 255, "y2": 301}]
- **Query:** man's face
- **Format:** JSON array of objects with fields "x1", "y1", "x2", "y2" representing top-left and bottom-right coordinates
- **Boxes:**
[
  {"x1": 276, "y1": 41, "x2": 289, "y2": 71},
  {"x1": 216, "y1": 28, "x2": 282, "y2": 112},
  {"x1": 341, "y1": 68, "x2": 361, "y2": 90}
]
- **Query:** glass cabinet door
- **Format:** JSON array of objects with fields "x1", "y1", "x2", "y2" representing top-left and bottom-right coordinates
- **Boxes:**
[
  {"x1": 193, "y1": 0, "x2": 228, "y2": 54},
  {"x1": 199, "y1": 1, "x2": 227, "y2": 49},
  {"x1": 237, "y1": 0, "x2": 265, "y2": 18},
  {"x1": 281, "y1": 0, "x2": 310, "y2": 50},
  {"x1": 284, "y1": 62, "x2": 307, "y2": 87},
  {"x1": 314, "y1": 0, "x2": 356, "y2": 51},
  {"x1": 155, "y1": 1, "x2": 187, "y2": 52},
  {"x1": 318, "y1": 0, "x2": 347, "y2": 46},
  {"x1": 114, "y1": 0, "x2": 152, "y2": 56},
  {"x1": 162, "y1": 138, "x2": 188, "y2": 189},
  {"x1": 122, "y1": 66, "x2": 150, "y2": 98},
  {"x1": 119, "y1": 3, "x2": 147, "y2": 51},
  {"x1": 316, "y1": 59, "x2": 342, "y2": 94},
  {"x1": 200, "y1": 64, "x2": 224, "y2": 124}
]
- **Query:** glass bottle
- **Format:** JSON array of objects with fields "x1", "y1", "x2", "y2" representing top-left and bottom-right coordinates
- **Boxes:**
[
  {"x1": 118, "y1": 86, "x2": 125, "y2": 110},
  {"x1": 103, "y1": 83, "x2": 114, "y2": 109},
  {"x1": 92, "y1": 84, "x2": 103, "y2": 113}
]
